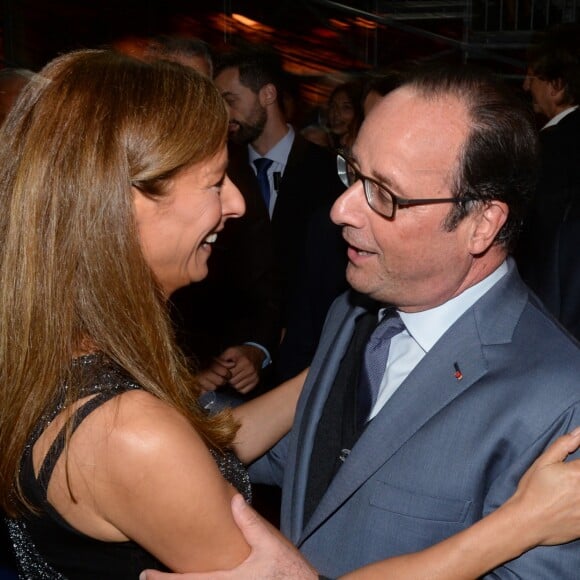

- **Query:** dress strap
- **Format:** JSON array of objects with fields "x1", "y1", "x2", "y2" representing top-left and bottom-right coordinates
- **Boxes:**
[{"x1": 36, "y1": 388, "x2": 131, "y2": 498}]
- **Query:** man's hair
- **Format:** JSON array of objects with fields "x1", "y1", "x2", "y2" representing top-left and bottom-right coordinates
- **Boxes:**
[
  {"x1": 527, "y1": 23, "x2": 580, "y2": 106},
  {"x1": 361, "y1": 67, "x2": 406, "y2": 102},
  {"x1": 146, "y1": 35, "x2": 213, "y2": 75},
  {"x1": 215, "y1": 46, "x2": 288, "y2": 98},
  {"x1": 0, "y1": 49, "x2": 237, "y2": 515},
  {"x1": 402, "y1": 64, "x2": 539, "y2": 251}
]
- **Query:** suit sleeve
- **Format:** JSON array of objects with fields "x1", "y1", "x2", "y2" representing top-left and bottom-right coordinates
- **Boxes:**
[
  {"x1": 248, "y1": 432, "x2": 289, "y2": 487},
  {"x1": 482, "y1": 404, "x2": 580, "y2": 578}
]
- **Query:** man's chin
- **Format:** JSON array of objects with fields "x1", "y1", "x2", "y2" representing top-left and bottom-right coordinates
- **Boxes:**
[
  {"x1": 531, "y1": 103, "x2": 544, "y2": 116},
  {"x1": 346, "y1": 266, "x2": 370, "y2": 294}
]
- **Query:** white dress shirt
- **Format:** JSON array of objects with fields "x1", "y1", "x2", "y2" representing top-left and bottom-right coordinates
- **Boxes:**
[
  {"x1": 249, "y1": 125, "x2": 295, "y2": 217},
  {"x1": 542, "y1": 105, "x2": 578, "y2": 131},
  {"x1": 368, "y1": 261, "x2": 508, "y2": 420}
]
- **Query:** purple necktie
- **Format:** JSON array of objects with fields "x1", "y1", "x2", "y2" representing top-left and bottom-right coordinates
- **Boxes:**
[
  {"x1": 358, "y1": 310, "x2": 405, "y2": 425},
  {"x1": 253, "y1": 158, "x2": 274, "y2": 209}
]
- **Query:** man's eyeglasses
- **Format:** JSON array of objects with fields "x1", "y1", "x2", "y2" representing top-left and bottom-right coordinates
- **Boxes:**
[{"x1": 336, "y1": 153, "x2": 474, "y2": 220}]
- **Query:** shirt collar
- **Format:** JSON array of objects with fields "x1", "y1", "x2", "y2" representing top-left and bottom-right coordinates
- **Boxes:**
[
  {"x1": 249, "y1": 124, "x2": 295, "y2": 166},
  {"x1": 385, "y1": 261, "x2": 508, "y2": 353},
  {"x1": 542, "y1": 105, "x2": 578, "y2": 130}
]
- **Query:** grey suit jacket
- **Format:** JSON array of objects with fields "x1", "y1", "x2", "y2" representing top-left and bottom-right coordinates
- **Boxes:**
[{"x1": 251, "y1": 259, "x2": 580, "y2": 577}]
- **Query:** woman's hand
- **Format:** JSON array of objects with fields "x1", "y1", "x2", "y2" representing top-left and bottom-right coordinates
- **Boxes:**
[{"x1": 505, "y1": 427, "x2": 580, "y2": 546}]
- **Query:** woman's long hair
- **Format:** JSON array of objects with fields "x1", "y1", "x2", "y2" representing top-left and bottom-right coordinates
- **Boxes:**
[{"x1": 0, "y1": 49, "x2": 236, "y2": 515}]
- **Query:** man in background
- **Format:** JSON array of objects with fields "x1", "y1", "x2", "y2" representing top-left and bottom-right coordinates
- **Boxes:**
[
  {"x1": 516, "y1": 23, "x2": 580, "y2": 288},
  {"x1": 214, "y1": 48, "x2": 345, "y2": 382},
  {"x1": 214, "y1": 48, "x2": 344, "y2": 326}
]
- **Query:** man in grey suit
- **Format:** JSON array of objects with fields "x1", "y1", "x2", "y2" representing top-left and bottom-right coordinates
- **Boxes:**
[{"x1": 144, "y1": 65, "x2": 580, "y2": 578}]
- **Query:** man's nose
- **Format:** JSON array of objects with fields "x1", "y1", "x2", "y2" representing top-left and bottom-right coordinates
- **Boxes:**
[
  {"x1": 523, "y1": 76, "x2": 530, "y2": 91},
  {"x1": 330, "y1": 180, "x2": 365, "y2": 227}
]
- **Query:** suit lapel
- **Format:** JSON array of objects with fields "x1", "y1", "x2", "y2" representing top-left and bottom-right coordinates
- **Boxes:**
[
  {"x1": 283, "y1": 293, "x2": 368, "y2": 541},
  {"x1": 298, "y1": 260, "x2": 529, "y2": 543},
  {"x1": 271, "y1": 135, "x2": 306, "y2": 208}
]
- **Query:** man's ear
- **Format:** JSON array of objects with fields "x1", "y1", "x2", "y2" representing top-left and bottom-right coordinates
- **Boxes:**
[
  {"x1": 468, "y1": 201, "x2": 509, "y2": 255},
  {"x1": 550, "y1": 78, "x2": 568, "y2": 106},
  {"x1": 258, "y1": 83, "x2": 277, "y2": 107}
]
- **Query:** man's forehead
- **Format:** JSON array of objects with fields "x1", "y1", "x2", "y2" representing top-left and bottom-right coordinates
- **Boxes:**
[
  {"x1": 217, "y1": 67, "x2": 257, "y2": 97},
  {"x1": 361, "y1": 87, "x2": 467, "y2": 139},
  {"x1": 370, "y1": 84, "x2": 415, "y2": 113},
  {"x1": 215, "y1": 66, "x2": 240, "y2": 85},
  {"x1": 370, "y1": 85, "x2": 465, "y2": 120},
  {"x1": 353, "y1": 87, "x2": 468, "y2": 178}
]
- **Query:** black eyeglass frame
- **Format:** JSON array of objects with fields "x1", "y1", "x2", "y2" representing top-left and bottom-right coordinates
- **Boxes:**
[{"x1": 336, "y1": 153, "x2": 476, "y2": 220}]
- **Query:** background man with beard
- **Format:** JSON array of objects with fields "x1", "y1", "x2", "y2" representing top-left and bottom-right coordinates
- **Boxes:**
[{"x1": 214, "y1": 48, "x2": 345, "y2": 342}]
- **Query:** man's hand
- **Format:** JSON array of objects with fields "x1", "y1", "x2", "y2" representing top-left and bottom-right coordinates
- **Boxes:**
[
  {"x1": 216, "y1": 345, "x2": 265, "y2": 394},
  {"x1": 140, "y1": 494, "x2": 318, "y2": 580},
  {"x1": 196, "y1": 359, "x2": 235, "y2": 392}
]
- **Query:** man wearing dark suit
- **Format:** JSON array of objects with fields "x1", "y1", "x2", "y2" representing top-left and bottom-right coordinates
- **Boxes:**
[
  {"x1": 144, "y1": 66, "x2": 580, "y2": 579},
  {"x1": 516, "y1": 24, "x2": 580, "y2": 287},
  {"x1": 214, "y1": 49, "x2": 345, "y2": 331},
  {"x1": 532, "y1": 212, "x2": 580, "y2": 341},
  {"x1": 275, "y1": 202, "x2": 348, "y2": 381}
]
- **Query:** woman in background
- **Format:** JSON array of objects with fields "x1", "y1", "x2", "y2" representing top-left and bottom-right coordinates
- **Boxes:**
[{"x1": 327, "y1": 80, "x2": 363, "y2": 152}]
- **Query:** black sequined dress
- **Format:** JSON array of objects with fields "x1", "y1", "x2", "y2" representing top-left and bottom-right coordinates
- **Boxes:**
[{"x1": 5, "y1": 353, "x2": 251, "y2": 579}]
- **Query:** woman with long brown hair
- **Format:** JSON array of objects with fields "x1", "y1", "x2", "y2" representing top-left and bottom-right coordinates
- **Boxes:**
[{"x1": 0, "y1": 49, "x2": 304, "y2": 578}]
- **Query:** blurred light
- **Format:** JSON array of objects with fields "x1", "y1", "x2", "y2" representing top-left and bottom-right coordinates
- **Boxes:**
[
  {"x1": 355, "y1": 17, "x2": 378, "y2": 30},
  {"x1": 232, "y1": 13, "x2": 260, "y2": 27},
  {"x1": 313, "y1": 26, "x2": 340, "y2": 39},
  {"x1": 227, "y1": 13, "x2": 274, "y2": 33},
  {"x1": 329, "y1": 18, "x2": 350, "y2": 30}
]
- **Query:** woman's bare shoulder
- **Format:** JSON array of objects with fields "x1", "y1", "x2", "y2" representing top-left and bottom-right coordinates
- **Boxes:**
[
  {"x1": 86, "y1": 388, "x2": 250, "y2": 570},
  {"x1": 86, "y1": 388, "x2": 211, "y2": 476},
  {"x1": 51, "y1": 386, "x2": 250, "y2": 570}
]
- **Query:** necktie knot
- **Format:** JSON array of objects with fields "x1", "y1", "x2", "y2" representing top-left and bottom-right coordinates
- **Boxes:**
[
  {"x1": 253, "y1": 158, "x2": 274, "y2": 209},
  {"x1": 368, "y1": 311, "x2": 406, "y2": 349},
  {"x1": 253, "y1": 157, "x2": 273, "y2": 174}
]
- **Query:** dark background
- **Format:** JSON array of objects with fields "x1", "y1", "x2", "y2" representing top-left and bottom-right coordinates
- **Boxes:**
[{"x1": 3, "y1": 0, "x2": 569, "y2": 111}]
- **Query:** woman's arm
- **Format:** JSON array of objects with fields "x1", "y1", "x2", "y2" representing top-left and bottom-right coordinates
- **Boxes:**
[
  {"x1": 343, "y1": 427, "x2": 580, "y2": 578},
  {"x1": 231, "y1": 368, "x2": 308, "y2": 463},
  {"x1": 45, "y1": 390, "x2": 251, "y2": 573},
  {"x1": 139, "y1": 429, "x2": 580, "y2": 580}
]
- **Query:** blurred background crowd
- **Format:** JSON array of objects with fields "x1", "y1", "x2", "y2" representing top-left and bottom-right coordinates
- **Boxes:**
[{"x1": 2, "y1": 0, "x2": 577, "y2": 114}]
